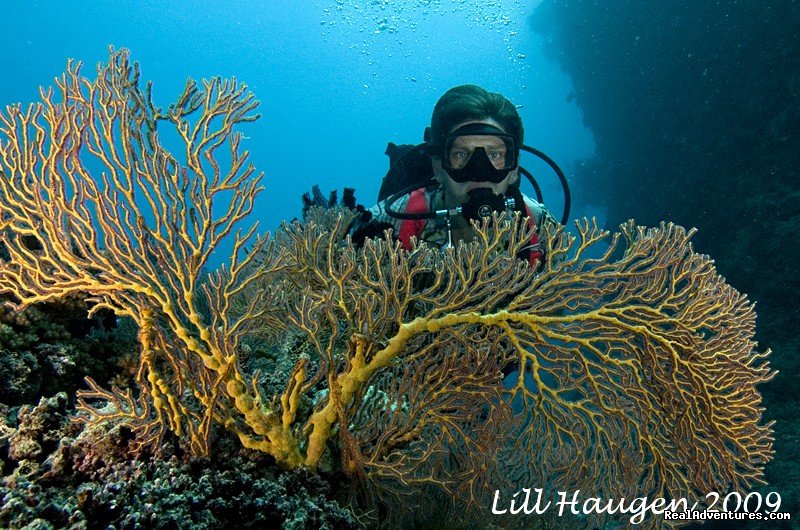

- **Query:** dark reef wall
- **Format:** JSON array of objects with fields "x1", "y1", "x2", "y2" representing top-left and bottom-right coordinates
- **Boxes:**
[
  {"x1": 531, "y1": 0, "x2": 800, "y2": 340},
  {"x1": 531, "y1": 1, "x2": 800, "y2": 524}
]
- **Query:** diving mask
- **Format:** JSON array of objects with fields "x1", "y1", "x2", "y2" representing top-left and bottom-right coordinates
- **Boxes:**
[{"x1": 441, "y1": 123, "x2": 518, "y2": 184}]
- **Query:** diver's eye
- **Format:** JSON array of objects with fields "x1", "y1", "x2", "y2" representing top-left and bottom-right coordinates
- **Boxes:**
[
  {"x1": 449, "y1": 150, "x2": 470, "y2": 168},
  {"x1": 488, "y1": 149, "x2": 508, "y2": 169}
]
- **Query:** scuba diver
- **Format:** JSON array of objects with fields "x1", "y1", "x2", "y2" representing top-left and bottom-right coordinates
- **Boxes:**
[{"x1": 349, "y1": 84, "x2": 564, "y2": 270}]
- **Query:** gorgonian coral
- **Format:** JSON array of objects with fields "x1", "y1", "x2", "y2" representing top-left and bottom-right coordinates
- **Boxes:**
[{"x1": 0, "y1": 49, "x2": 773, "y2": 528}]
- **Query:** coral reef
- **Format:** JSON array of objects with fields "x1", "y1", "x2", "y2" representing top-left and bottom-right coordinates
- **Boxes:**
[
  {"x1": 0, "y1": 49, "x2": 776, "y2": 528},
  {"x1": 0, "y1": 295, "x2": 129, "y2": 405},
  {"x1": 0, "y1": 394, "x2": 358, "y2": 529}
]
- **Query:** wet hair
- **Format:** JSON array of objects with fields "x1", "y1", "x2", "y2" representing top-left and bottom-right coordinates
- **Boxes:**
[{"x1": 429, "y1": 84, "x2": 524, "y2": 150}]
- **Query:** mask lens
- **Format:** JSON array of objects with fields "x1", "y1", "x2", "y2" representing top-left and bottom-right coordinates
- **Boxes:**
[{"x1": 443, "y1": 133, "x2": 517, "y2": 173}]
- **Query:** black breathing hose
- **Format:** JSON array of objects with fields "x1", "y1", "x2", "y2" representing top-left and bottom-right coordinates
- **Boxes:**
[{"x1": 520, "y1": 145, "x2": 571, "y2": 226}]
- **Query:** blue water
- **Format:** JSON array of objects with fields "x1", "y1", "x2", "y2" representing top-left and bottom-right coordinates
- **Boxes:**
[{"x1": 2, "y1": 1, "x2": 594, "y2": 266}]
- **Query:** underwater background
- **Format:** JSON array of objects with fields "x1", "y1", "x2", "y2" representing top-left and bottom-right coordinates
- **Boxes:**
[
  {"x1": 0, "y1": 0, "x2": 595, "y2": 259},
  {"x1": 0, "y1": 1, "x2": 797, "y2": 529}
]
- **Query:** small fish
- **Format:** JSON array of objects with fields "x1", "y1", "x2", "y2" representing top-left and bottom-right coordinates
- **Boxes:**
[{"x1": 410, "y1": 77, "x2": 417, "y2": 82}]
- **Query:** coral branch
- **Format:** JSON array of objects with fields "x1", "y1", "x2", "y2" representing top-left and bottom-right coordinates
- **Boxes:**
[
  {"x1": 0, "y1": 48, "x2": 300, "y2": 464},
  {"x1": 283, "y1": 210, "x2": 773, "y2": 525}
]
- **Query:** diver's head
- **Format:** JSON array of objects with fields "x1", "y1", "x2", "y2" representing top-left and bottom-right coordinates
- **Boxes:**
[
  {"x1": 429, "y1": 84, "x2": 524, "y2": 151},
  {"x1": 431, "y1": 117, "x2": 520, "y2": 207},
  {"x1": 427, "y1": 85, "x2": 523, "y2": 207}
]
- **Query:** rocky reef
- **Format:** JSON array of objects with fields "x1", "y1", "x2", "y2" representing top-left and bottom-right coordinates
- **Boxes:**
[{"x1": 532, "y1": 2, "x2": 800, "y2": 526}]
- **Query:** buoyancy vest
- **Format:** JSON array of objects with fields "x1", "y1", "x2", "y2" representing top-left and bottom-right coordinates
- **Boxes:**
[{"x1": 397, "y1": 187, "x2": 544, "y2": 268}]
